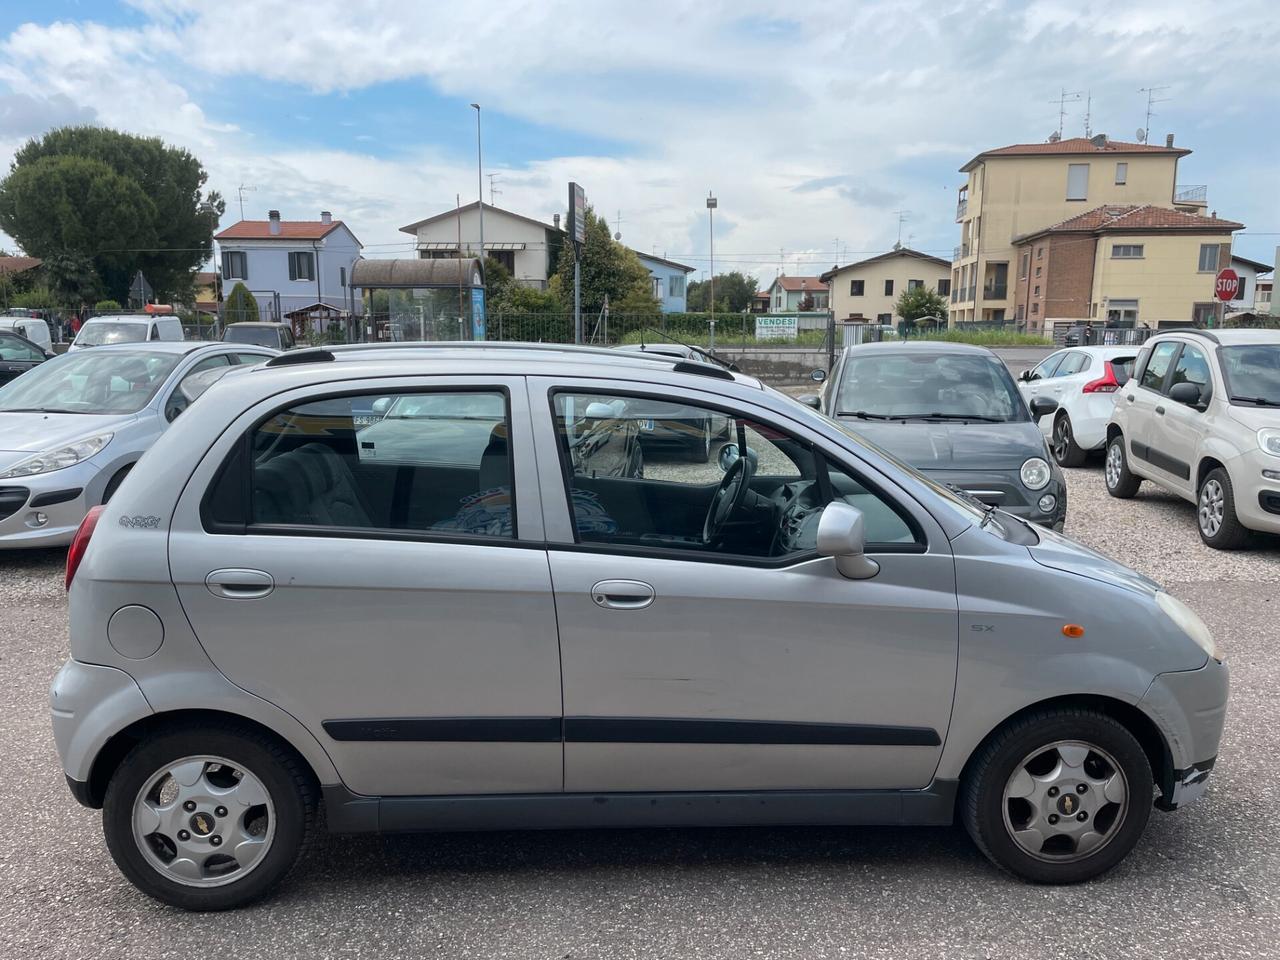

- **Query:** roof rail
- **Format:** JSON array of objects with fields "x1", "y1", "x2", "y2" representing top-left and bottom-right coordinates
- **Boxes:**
[
  {"x1": 265, "y1": 348, "x2": 335, "y2": 366},
  {"x1": 1178, "y1": 328, "x2": 1220, "y2": 344},
  {"x1": 672, "y1": 360, "x2": 735, "y2": 380},
  {"x1": 319, "y1": 340, "x2": 673, "y2": 364}
]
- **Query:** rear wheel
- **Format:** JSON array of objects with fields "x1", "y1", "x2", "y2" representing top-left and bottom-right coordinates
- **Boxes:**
[
  {"x1": 1050, "y1": 414, "x2": 1087, "y2": 468},
  {"x1": 962, "y1": 709, "x2": 1152, "y2": 884},
  {"x1": 103, "y1": 723, "x2": 316, "y2": 910},
  {"x1": 1197, "y1": 467, "x2": 1251, "y2": 550},
  {"x1": 1104, "y1": 436, "x2": 1140, "y2": 498}
]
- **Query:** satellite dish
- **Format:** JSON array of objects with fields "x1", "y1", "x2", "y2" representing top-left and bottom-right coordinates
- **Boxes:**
[
  {"x1": 1136, "y1": 127, "x2": 1146, "y2": 143},
  {"x1": 614, "y1": 231, "x2": 621, "y2": 240},
  {"x1": 1048, "y1": 131, "x2": 1061, "y2": 143}
]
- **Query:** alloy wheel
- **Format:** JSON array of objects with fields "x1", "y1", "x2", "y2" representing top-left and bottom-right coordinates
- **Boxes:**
[
  {"x1": 1199, "y1": 479, "x2": 1224, "y2": 537},
  {"x1": 131, "y1": 755, "x2": 275, "y2": 888},
  {"x1": 1052, "y1": 419, "x2": 1070, "y2": 463},
  {"x1": 1001, "y1": 740, "x2": 1129, "y2": 863},
  {"x1": 1104, "y1": 442, "x2": 1123, "y2": 489}
]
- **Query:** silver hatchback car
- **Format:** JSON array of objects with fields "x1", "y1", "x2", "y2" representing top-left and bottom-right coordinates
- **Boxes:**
[{"x1": 51, "y1": 343, "x2": 1228, "y2": 910}]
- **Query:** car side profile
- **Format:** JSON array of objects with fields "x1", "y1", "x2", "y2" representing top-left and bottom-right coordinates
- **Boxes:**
[
  {"x1": 1016, "y1": 346, "x2": 1139, "y2": 467},
  {"x1": 0, "y1": 328, "x2": 51, "y2": 387},
  {"x1": 222, "y1": 322, "x2": 297, "y2": 351},
  {"x1": 52, "y1": 343, "x2": 1226, "y2": 910},
  {"x1": 1104, "y1": 329, "x2": 1280, "y2": 548}
]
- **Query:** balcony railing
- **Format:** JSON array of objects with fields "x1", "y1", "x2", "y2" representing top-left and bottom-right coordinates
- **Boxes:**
[
  {"x1": 967, "y1": 285, "x2": 976, "y2": 301},
  {"x1": 983, "y1": 283, "x2": 1008, "y2": 300},
  {"x1": 1175, "y1": 184, "x2": 1207, "y2": 204},
  {"x1": 956, "y1": 198, "x2": 968, "y2": 221},
  {"x1": 952, "y1": 241, "x2": 971, "y2": 262}
]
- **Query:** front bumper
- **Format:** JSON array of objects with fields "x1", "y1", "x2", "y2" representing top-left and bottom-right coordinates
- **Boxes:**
[
  {"x1": 1139, "y1": 657, "x2": 1230, "y2": 811},
  {"x1": 1231, "y1": 451, "x2": 1280, "y2": 535},
  {"x1": 0, "y1": 459, "x2": 104, "y2": 549}
]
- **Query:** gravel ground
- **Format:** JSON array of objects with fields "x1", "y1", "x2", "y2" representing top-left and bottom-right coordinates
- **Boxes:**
[{"x1": 1, "y1": 391, "x2": 1278, "y2": 956}]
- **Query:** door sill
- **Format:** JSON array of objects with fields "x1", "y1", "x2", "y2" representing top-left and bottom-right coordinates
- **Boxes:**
[{"x1": 322, "y1": 782, "x2": 959, "y2": 834}]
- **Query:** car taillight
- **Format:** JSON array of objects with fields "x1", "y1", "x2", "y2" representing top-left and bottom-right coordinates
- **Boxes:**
[
  {"x1": 65, "y1": 505, "x2": 105, "y2": 591},
  {"x1": 1083, "y1": 361, "x2": 1120, "y2": 394}
]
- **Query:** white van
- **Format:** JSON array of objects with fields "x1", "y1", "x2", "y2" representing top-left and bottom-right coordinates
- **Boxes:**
[
  {"x1": 70, "y1": 315, "x2": 184, "y2": 351},
  {"x1": 0, "y1": 315, "x2": 52, "y2": 353}
]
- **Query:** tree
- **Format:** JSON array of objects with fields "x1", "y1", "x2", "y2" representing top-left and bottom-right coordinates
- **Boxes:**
[
  {"x1": 43, "y1": 251, "x2": 100, "y2": 307},
  {"x1": 686, "y1": 271, "x2": 757, "y2": 312},
  {"x1": 0, "y1": 126, "x2": 224, "y2": 302},
  {"x1": 224, "y1": 282, "x2": 259, "y2": 323},
  {"x1": 894, "y1": 286, "x2": 949, "y2": 334},
  {"x1": 551, "y1": 208, "x2": 658, "y2": 314},
  {"x1": 482, "y1": 255, "x2": 512, "y2": 309}
]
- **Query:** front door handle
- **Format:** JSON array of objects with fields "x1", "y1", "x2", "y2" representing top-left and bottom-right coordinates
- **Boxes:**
[
  {"x1": 591, "y1": 579, "x2": 655, "y2": 610},
  {"x1": 206, "y1": 568, "x2": 274, "y2": 600},
  {"x1": 1155, "y1": 405, "x2": 1166, "y2": 415}
]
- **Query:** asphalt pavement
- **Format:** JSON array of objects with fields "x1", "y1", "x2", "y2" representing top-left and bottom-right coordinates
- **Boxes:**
[{"x1": 1, "y1": 457, "x2": 1278, "y2": 958}]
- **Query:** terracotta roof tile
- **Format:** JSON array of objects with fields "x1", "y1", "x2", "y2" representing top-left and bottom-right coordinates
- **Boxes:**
[
  {"x1": 0, "y1": 255, "x2": 42, "y2": 274},
  {"x1": 962, "y1": 136, "x2": 1189, "y2": 171},
  {"x1": 1017, "y1": 204, "x2": 1242, "y2": 242},
  {"x1": 215, "y1": 220, "x2": 345, "y2": 241},
  {"x1": 772, "y1": 275, "x2": 828, "y2": 292}
]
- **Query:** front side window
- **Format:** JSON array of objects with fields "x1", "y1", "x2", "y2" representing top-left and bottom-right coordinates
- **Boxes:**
[
  {"x1": 1053, "y1": 352, "x2": 1089, "y2": 377},
  {"x1": 1029, "y1": 352, "x2": 1064, "y2": 381},
  {"x1": 0, "y1": 332, "x2": 44, "y2": 361},
  {"x1": 1198, "y1": 243, "x2": 1220, "y2": 272},
  {"x1": 551, "y1": 392, "x2": 917, "y2": 559},
  {"x1": 240, "y1": 389, "x2": 512, "y2": 537},
  {"x1": 288, "y1": 251, "x2": 315, "y2": 282},
  {"x1": 1169, "y1": 344, "x2": 1212, "y2": 406},
  {"x1": 0, "y1": 349, "x2": 181, "y2": 414},
  {"x1": 837, "y1": 352, "x2": 1027, "y2": 422},
  {"x1": 222, "y1": 251, "x2": 247, "y2": 280},
  {"x1": 1139, "y1": 341, "x2": 1179, "y2": 392}
]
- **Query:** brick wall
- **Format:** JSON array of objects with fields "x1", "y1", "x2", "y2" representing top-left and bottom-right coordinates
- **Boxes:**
[{"x1": 1044, "y1": 233, "x2": 1096, "y2": 319}]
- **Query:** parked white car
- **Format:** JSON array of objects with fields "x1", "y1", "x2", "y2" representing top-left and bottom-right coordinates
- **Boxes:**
[
  {"x1": 70, "y1": 315, "x2": 185, "y2": 351},
  {"x1": 1016, "y1": 346, "x2": 1140, "y2": 466},
  {"x1": 0, "y1": 315, "x2": 52, "y2": 353}
]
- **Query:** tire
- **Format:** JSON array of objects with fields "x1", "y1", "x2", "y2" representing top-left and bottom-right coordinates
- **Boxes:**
[
  {"x1": 961, "y1": 708, "x2": 1153, "y2": 884},
  {"x1": 1197, "y1": 467, "x2": 1251, "y2": 550},
  {"x1": 687, "y1": 418, "x2": 712, "y2": 463},
  {"x1": 1050, "y1": 414, "x2": 1087, "y2": 468},
  {"x1": 101, "y1": 464, "x2": 133, "y2": 504},
  {"x1": 102, "y1": 722, "x2": 317, "y2": 910},
  {"x1": 1103, "y1": 435, "x2": 1140, "y2": 499}
]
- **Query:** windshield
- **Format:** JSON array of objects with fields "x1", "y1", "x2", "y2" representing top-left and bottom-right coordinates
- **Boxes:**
[
  {"x1": 223, "y1": 326, "x2": 280, "y2": 346},
  {"x1": 837, "y1": 352, "x2": 1027, "y2": 422},
  {"x1": 0, "y1": 349, "x2": 182, "y2": 414},
  {"x1": 1220, "y1": 344, "x2": 1280, "y2": 405},
  {"x1": 75, "y1": 321, "x2": 148, "y2": 347}
]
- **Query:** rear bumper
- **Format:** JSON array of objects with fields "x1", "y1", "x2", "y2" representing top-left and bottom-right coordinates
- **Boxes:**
[{"x1": 50, "y1": 658, "x2": 152, "y2": 789}]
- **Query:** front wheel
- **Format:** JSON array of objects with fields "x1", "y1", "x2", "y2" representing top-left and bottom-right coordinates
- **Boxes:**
[
  {"x1": 103, "y1": 723, "x2": 316, "y2": 910},
  {"x1": 1197, "y1": 467, "x2": 1251, "y2": 550},
  {"x1": 1104, "y1": 436, "x2": 1141, "y2": 498},
  {"x1": 961, "y1": 709, "x2": 1152, "y2": 884}
]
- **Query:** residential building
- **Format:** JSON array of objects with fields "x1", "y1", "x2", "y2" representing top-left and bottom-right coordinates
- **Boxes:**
[
  {"x1": 1010, "y1": 205, "x2": 1243, "y2": 329},
  {"x1": 950, "y1": 133, "x2": 1202, "y2": 325},
  {"x1": 214, "y1": 210, "x2": 363, "y2": 323},
  {"x1": 400, "y1": 201, "x2": 561, "y2": 289},
  {"x1": 1257, "y1": 275, "x2": 1273, "y2": 314},
  {"x1": 820, "y1": 247, "x2": 951, "y2": 326},
  {"x1": 191, "y1": 271, "x2": 220, "y2": 317},
  {"x1": 1225, "y1": 254, "x2": 1272, "y2": 311},
  {"x1": 635, "y1": 252, "x2": 695, "y2": 312},
  {"x1": 763, "y1": 275, "x2": 829, "y2": 312}
]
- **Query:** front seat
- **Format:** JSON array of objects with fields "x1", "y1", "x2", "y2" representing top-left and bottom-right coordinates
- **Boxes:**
[
  {"x1": 254, "y1": 442, "x2": 372, "y2": 527},
  {"x1": 477, "y1": 423, "x2": 510, "y2": 492}
]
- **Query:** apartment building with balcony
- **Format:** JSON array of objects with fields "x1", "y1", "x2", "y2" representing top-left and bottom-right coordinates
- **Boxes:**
[{"x1": 949, "y1": 133, "x2": 1203, "y2": 326}]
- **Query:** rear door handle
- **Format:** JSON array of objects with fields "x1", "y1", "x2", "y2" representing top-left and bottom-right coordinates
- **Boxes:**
[
  {"x1": 1126, "y1": 395, "x2": 1135, "y2": 403},
  {"x1": 1155, "y1": 405, "x2": 1166, "y2": 415},
  {"x1": 591, "y1": 579, "x2": 655, "y2": 610},
  {"x1": 206, "y1": 568, "x2": 274, "y2": 600}
]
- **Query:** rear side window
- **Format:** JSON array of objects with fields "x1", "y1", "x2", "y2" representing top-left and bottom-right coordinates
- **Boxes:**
[
  {"x1": 1139, "y1": 342, "x2": 1178, "y2": 392},
  {"x1": 205, "y1": 389, "x2": 514, "y2": 538}
]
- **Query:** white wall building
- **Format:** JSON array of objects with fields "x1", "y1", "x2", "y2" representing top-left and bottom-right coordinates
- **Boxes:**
[{"x1": 400, "y1": 202, "x2": 561, "y2": 289}]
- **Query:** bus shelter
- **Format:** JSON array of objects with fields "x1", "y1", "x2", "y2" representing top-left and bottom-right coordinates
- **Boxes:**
[{"x1": 351, "y1": 258, "x2": 485, "y2": 342}]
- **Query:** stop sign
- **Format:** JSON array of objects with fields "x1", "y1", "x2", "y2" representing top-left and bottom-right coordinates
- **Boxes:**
[{"x1": 1215, "y1": 268, "x2": 1240, "y2": 302}]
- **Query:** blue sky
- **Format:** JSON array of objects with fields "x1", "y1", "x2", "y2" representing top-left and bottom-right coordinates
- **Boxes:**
[{"x1": 0, "y1": 0, "x2": 1276, "y2": 280}]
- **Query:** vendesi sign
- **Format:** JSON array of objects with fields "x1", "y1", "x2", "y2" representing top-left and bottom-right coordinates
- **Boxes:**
[{"x1": 755, "y1": 315, "x2": 799, "y2": 340}]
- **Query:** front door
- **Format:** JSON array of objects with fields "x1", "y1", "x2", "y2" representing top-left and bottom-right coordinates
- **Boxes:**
[
  {"x1": 1150, "y1": 342, "x2": 1214, "y2": 496},
  {"x1": 169, "y1": 376, "x2": 563, "y2": 797},
  {"x1": 531, "y1": 380, "x2": 958, "y2": 794},
  {"x1": 1124, "y1": 340, "x2": 1179, "y2": 475}
]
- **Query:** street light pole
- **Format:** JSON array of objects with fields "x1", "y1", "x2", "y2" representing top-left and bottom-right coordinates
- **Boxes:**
[
  {"x1": 470, "y1": 104, "x2": 484, "y2": 267},
  {"x1": 706, "y1": 192, "x2": 717, "y2": 351}
]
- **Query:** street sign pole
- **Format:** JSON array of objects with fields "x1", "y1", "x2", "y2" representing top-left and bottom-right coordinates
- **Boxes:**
[
  {"x1": 1214, "y1": 267, "x2": 1240, "y2": 329},
  {"x1": 574, "y1": 253, "x2": 582, "y2": 345},
  {"x1": 569, "y1": 182, "x2": 586, "y2": 344}
]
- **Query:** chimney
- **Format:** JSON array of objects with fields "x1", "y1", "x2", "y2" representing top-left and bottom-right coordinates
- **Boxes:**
[
  {"x1": 320, "y1": 210, "x2": 332, "y2": 225},
  {"x1": 553, "y1": 213, "x2": 561, "y2": 230},
  {"x1": 1165, "y1": 133, "x2": 1175, "y2": 147},
  {"x1": 268, "y1": 210, "x2": 281, "y2": 235}
]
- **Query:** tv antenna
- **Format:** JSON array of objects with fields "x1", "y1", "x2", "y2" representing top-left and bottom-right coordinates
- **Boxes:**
[
  {"x1": 893, "y1": 210, "x2": 910, "y2": 247},
  {"x1": 235, "y1": 183, "x2": 257, "y2": 220},
  {"x1": 1049, "y1": 88, "x2": 1082, "y2": 139},
  {"x1": 1138, "y1": 86, "x2": 1170, "y2": 142},
  {"x1": 613, "y1": 209, "x2": 624, "y2": 241},
  {"x1": 1083, "y1": 90, "x2": 1093, "y2": 137},
  {"x1": 486, "y1": 173, "x2": 502, "y2": 204}
]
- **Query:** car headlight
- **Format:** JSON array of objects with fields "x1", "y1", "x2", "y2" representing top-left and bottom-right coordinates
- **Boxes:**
[
  {"x1": 1155, "y1": 591, "x2": 1221, "y2": 662},
  {"x1": 0, "y1": 433, "x2": 113, "y2": 480},
  {"x1": 1258, "y1": 428, "x2": 1280, "y2": 458},
  {"x1": 1020, "y1": 457, "x2": 1051, "y2": 490}
]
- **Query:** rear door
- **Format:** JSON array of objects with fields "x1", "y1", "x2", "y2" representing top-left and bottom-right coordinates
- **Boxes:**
[{"x1": 168, "y1": 374, "x2": 564, "y2": 797}]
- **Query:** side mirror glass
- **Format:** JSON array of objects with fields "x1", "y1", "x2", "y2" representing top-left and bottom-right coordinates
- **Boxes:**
[
  {"x1": 1169, "y1": 381, "x2": 1203, "y2": 406},
  {"x1": 810, "y1": 368, "x2": 827, "y2": 383},
  {"x1": 371, "y1": 396, "x2": 392, "y2": 415},
  {"x1": 717, "y1": 443, "x2": 759, "y2": 472},
  {"x1": 796, "y1": 394, "x2": 822, "y2": 409},
  {"x1": 583, "y1": 401, "x2": 617, "y2": 420},
  {"x1": 1029, "y1": 396, "x2": 1059, "y2": 418},
  {"x1": 815, "y1": 501, "x2": 879, "y2": 580}
]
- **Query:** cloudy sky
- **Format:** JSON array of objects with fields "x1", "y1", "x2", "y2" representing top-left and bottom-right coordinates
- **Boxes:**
[{"x1": 0, "y1": 0, "x2": 1276, "y2": 281}]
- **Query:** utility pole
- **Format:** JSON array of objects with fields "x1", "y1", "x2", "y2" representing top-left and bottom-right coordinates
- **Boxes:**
[
  {"x1": 470, "y1": 104, "x2": 484, "y2": 264},
  {"x1": 1083, "y1": 90, "x2": 1093, "y2": 137},
  {"x1": 1138, "y1": 86, "x2": 1170, "y2": 142},
  {"x1": 707, "y1": 192, "x2": 717, "y2": 351}
]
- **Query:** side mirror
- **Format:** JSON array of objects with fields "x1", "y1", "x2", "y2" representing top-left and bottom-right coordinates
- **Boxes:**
[
  {"x1": 796, "y1": 394, "x2": 822, "y2": 409},
  {"x1": 583, "y1": 401, "x2": 616, "y2": 420},
  {"x1": 717, "y1": 443, "x2": 759, "y2": 472},
  {"x1": 1029, "y1": 396, "x2": 1059, "y2": 418},
  {"x1": 1169, "y1": 381, "x2": 1203, "y2": 406},
  {"x1": 1018, "y1": 369, "x2": 1033, "y2": 382},
  {"x1": 810, "y1": 368, "x2": 827, "y2": 383},
  {"x1": 816, "y1": 501, "x2": 879, "y2": 580},
  {"x1": 371, "y1": 397, "x2": 392, "y2": 415}
]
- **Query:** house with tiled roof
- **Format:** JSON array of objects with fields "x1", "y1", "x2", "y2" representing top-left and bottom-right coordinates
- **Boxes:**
[
  {"x1": 1010, "y1": 204, "x2": 1244, "y2": 328},
  {"x1": 214, "y1": 210, "x2": 363, "y2": 329},
  {"x1": 763, "y1": 274, "x2": 829, "y2": 312},
  {"x1": 820, "y1": 247, "x2": 951, "y2": 327},
  {"x1": 949, "y1": 131, "x2": 1212, "y2": 329}
]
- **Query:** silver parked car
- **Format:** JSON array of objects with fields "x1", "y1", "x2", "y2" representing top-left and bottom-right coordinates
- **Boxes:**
[
  {"x1": 0, "y1": 342, "x2": 277, "y2": 548},
  {"x1": 52, "y1": 343, "x2": 1226, "y2": 910}
]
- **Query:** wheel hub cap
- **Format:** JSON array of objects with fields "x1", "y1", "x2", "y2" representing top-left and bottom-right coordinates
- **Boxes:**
[
  {"x1": 1105, "y1": 444, "x2": 1122, "y2": 487},
  {"x1": 1199, "y1": 480, "x2": 1223, "y2": 536}
]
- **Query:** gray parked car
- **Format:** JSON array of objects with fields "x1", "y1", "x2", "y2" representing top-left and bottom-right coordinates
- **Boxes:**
[
  {"x1": 0, "y1": 341, "x2": 277, "y2": 548},
  {"x1": 809, "y1": 342, "x2": 1068, "y2": 530},
  {"x1": 52, "y1": 342, "x2": 1226, "y2": 909}
]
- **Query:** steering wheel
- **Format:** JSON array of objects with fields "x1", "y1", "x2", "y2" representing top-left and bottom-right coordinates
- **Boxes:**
[{"x1": 702, "y1": 455, "x2": 756, "y2": 546}]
